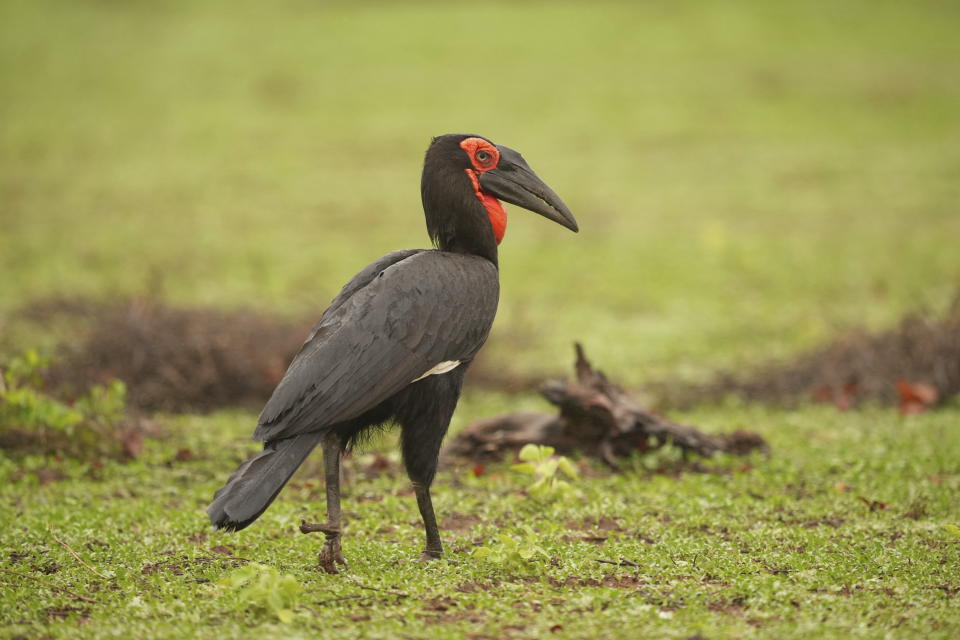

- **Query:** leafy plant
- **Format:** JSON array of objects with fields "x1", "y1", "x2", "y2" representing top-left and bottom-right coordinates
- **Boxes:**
[
  {"x1": 0, "y1": 349, "x2": 134, "y2": 458},
  {"x1": 472, "y1": 525, "x2": 550, "y2": 568},
  {"x1": 217, "y1": 563, "x2": 302, "y2": 623},
  {"x1": 2, "y1": 348, "x2": 48, "y2": 390},
  {"x1": 511, "y1": 444, "x2": 578, "y2": 499}
]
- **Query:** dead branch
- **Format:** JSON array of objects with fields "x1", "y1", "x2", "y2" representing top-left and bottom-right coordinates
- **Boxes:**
[{"x1": 444, "y1": 343, "x2": 768, "y2": 468}]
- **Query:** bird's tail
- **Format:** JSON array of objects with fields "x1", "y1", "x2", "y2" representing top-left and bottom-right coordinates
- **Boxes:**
[{"x1": 207, "y1": 431, "x2": 325, "y2": 531}]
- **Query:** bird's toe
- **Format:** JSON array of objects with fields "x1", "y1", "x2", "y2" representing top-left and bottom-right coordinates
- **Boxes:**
[{"x1": 319, "y1": 541, "x2": 346, "y2": 574}]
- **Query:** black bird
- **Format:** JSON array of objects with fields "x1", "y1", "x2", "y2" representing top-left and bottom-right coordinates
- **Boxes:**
[{"x1": 207, "y1": 134, "x2": 577, "y2": 572}]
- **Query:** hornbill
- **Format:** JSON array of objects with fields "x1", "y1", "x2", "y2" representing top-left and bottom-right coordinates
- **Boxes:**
[{"x1": 207, "y1": 134, "x2": 577, "y2": 572}]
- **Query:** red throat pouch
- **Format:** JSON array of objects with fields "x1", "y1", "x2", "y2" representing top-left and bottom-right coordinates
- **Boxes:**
[{"x1": 464, "y1": 169, "x2": 507, "y2": 244}]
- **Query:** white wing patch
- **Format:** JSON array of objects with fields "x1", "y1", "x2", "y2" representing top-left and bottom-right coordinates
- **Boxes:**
[{"x1": 411, "y1": 360, "x2": 462, "y2": 383}]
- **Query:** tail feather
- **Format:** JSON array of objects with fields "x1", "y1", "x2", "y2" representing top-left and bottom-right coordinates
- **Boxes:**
[{"x1": 207, "y1": 431, "x2": 325, "y2": 531}]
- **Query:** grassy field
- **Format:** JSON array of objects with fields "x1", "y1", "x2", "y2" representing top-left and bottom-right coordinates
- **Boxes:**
[
  {"x1": 2, "y1": 0, "x2": 959, "y2": 638},
  {"x1": 1, "y1": 406, "x2": 958, "y2": 639}
]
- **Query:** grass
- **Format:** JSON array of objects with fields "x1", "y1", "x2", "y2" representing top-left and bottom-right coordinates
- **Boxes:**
[
  {"x1": 1, "y1": 404, "x2": 958, "y2": 639},
  {"x1": 2, "y1": 0, "x2": 960, "y2": 637}
]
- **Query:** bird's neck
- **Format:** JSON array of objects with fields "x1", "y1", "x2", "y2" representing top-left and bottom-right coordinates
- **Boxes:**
[{"x1": 421, "y1": 168, "x2": 500, "y2": 266}]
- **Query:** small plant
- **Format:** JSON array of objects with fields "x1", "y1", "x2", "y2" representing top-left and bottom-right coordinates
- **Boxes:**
[
  {"x1": 0, "y1": 349, "x2": 134, "y2": 458},
  {"x1": 511, "y1": 443, "x2": 578, "y2": 499},
  {"x1": 628, "y1": 438, "x2": 686, "y2": 472},
  {"x1": 472, "y1": 525, "x2": 550, "y2": 568},
  {"x1": 218, "y1": 563, "x2": 302, "y2": 623}
]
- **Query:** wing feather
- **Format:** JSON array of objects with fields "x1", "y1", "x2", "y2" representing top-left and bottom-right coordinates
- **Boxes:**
[{"x1": 253, "y1": 250, "x2": 498, "y2": 442}]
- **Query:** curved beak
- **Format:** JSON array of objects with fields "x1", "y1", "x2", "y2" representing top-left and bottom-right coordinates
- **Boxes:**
[{"x1": 479, "y1": 145, "x2": 579, "y2": 232}]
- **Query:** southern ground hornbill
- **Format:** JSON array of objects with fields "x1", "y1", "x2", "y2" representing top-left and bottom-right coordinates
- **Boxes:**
[{"x1": 207, "y1": 134, "x2": 578, "y2": 572}]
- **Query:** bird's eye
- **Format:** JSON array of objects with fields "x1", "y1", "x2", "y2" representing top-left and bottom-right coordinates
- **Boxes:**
[{"x1": 476, "y1": 150, "x2": 491, "y2": 164}]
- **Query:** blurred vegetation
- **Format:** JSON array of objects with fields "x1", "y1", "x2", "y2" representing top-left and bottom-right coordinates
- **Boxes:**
[
  {"x1": 0, "y1": 350, "x2": 137, "y2": 459},
  {"x1": 2, "y1": 0, "x2": 959, "y2": 385}
]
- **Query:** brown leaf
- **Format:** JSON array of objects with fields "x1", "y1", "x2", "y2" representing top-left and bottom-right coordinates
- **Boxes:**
[
  {"x1": 34, "y1": 468, "x2": 66, "y2": 486},
  {"x1": 424, "y1": 596, "x2": 456, "y2": 612},
  {"x1": 813, "y1": 382, "x2": 858, "y2": 410},
  {"x1": 896, "y1": 380, "x2": 938, "y2": 414}
]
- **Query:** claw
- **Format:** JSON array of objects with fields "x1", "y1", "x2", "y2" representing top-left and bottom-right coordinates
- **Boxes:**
[
  {"x1": 319, "y1": 538, "x2": 347, "y2": 574},
  {"x1": 418, "y1": 550, "x2": 442, "y2": 562}
]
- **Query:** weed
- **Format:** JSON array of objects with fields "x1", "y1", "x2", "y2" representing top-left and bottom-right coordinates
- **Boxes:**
[
  {"x1": 217, "y1": 564, "x2": 302, "y2": 623},
  {"x1": 472, "y1": 525, "x2": 551, "y2": 569},
  {"x1": 0, "y1": 349, "x2": 136, "y2": 458},
  {"x1": 511, "y1": 444, "x2": 578, "y2": 499}
]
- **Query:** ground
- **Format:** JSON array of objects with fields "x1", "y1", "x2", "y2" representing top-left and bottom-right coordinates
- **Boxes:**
[
  {"x1": 2, "y1": 406, "x2": 958, "y2": 638},
  {"x1": 1, "y1": 0, "x2": 959, "y2": 638}
]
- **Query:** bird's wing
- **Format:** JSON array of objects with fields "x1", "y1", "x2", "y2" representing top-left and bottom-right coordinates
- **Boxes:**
[{"x1": 252, "y1": 250, "x2": 499, "y2": 442}]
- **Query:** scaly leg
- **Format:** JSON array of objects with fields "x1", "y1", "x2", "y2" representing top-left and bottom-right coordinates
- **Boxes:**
[
  {"x1": 300, "y1": 433, "x2": 347, "y2": 573},
  {"x1": 398, "y1": 369, "x2": 467, "y2": 562},
  {"x1": 413, "y1": 481, "x2": 443, "y2": 561}
]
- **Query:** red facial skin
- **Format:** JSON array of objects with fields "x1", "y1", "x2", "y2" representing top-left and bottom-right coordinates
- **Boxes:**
[{"x1": 459, "y1": 137, "x2": 507, "y2": 244}]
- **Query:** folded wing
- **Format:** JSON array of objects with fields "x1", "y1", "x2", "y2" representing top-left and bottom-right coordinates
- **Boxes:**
[{"x1": 253, "y1": 250, "x2": 499, "y2": 442}]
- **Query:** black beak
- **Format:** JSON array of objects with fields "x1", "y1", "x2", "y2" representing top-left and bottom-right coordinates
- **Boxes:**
[{"x1": 479, "y1": 145, "x2": 579, "y2": 232}]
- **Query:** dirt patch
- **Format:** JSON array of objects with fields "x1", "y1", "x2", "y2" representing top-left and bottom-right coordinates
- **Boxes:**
[
  {"x1": 565, "y1": 517, "x2": 624, "y2": 533},
  {"x1": 659, "y1": 297, "x2": 960, "y2": 410},
  {"x1": 141, "y1": 561, "x2": 185, "y2": 576},
  {"x1": 422, "y1": 596, "x2": 458, "y2": 612},
  {"x1": 442, "y1": 512, "x2": 482, "y2": 534},
  {"x1": 15, "y1": 293, "x2": 958, "y2": 417},
  {"x1": 708, "y1": 596, "x2": 748, "y2": 615},
  {"x1": 46, "y1": 606, "x2": 90, "y2": 621},
  {"x1": 455, "y1": 581, "x2": 488, "y2": 594},
  {"x1": 18, "y1": 297, "x2": 310, "y2": 412},
  {"x1": 547, "y1": 575, "x2": 645, "y2": 589},
  {"x1": 561, "y1": 535, "x2": 608, "y2": 545},
  {"x1": 10, "y1": 296, "x2": 533, "y2": 413}
]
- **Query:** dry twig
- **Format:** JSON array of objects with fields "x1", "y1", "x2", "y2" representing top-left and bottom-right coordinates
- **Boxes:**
[
  {"x1": 51, "y1": 531, "x2": 109, "y2": 581},
  {"x1": 595, "y1": 557, "x2": 641, "y2": 568}
]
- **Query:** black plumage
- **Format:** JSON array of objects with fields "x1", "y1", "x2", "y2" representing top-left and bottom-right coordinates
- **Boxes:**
[{"x1": 207, "y1": 133, "x2": 577, "y2": 572}]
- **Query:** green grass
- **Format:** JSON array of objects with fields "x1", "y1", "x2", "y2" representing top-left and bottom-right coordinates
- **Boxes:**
[
  {"x1": 2, "y1": 0, "x2": 960, "y2": 637},
  {"x1": 1, "y1": 404, "x2": 958, "y2": 639}
]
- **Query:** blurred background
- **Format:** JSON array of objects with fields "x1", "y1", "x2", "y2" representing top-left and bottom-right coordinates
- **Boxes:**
[{"x1": 2, "y1": 0, "x2": 959, "y2": 389}]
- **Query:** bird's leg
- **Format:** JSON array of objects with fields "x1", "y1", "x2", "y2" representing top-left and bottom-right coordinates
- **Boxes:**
[
  {"x1": 314, "y1": 433, "x2": 346, "y2": 573},
  {"x1": 398, "y1": 373, "x2": 465, "y2": 563},
  {"x1": 412, "y1": 481, "x2": 443, "y2": 561}
]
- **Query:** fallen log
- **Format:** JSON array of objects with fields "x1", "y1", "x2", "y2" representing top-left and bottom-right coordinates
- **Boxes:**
[{"x1": 444, "y1": 344, "x2": 768, "y2": 469}]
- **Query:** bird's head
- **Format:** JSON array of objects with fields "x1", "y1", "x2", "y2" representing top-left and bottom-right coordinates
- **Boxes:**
[{"x1": 421, "y1": 134, "x2": 578, "y2": 263}]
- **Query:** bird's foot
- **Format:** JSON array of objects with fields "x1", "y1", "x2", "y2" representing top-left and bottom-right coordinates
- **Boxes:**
[
  {"x1": 417, "y1": 549, "x2": 442, "y2": 563},
  {"x1": 318, "y1": 537, "x2": 347, "y2": 574},
  {"x1": 302, "y1": 520, "x2": 347, "y2": 573}
]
